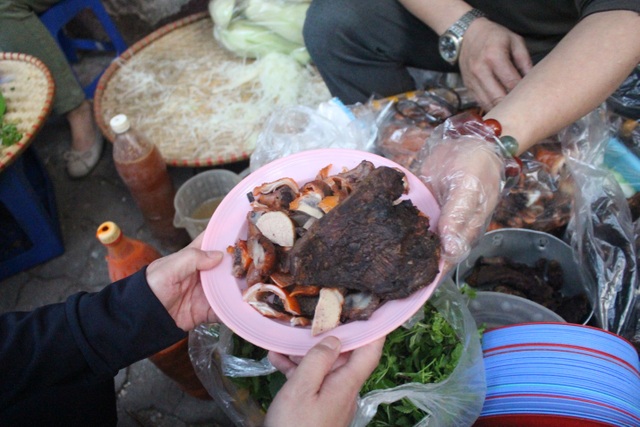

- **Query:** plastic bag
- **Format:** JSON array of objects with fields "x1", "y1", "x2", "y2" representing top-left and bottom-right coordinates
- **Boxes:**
[
  {"x1": 607, "y1": 65, "x2": 640, "y2": 119},
  {"x1": 488, "y1": 141, "x2": 575, "y2": 235},
  {"x1": 561, "y1": 106, "x2": 639, "y2": 342},
  {"x1": 189, "y1": 323, "x2": 275, "y2": 427},
  {"x1": 374, "y1": 89, "x2": 461, "y2": 168},
  {"x1": 249, "y1": 97, "x2": 379, "y2": 171},
  {"x1": 189, "y1": 278, "x2": 486, "y2": 427},
  {"x1": 351, "y1": 278, "x2": 486, "y2": 427},
  {"x1": 209, "y1": 0, "x2": 311, "y2": 64}
]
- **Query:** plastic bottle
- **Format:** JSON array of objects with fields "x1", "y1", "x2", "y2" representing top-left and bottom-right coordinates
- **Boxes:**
[
  {"x1": 96, "y1": 220, "x2": 162, "y2": 282},
  {"x1": 109, "y1": 114, "x2": 189, "y2": 250},
  {"x1": 96, "y1": 221, "x2": 211, "y2": 400}
]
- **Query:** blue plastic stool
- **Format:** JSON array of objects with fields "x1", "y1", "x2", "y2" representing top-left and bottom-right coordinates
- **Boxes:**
[
  {"x1": 39, "y1": 0, "x2": 128, "y2": 99},
  {"x1": 0, "y1": 148, "x2": 64, "y2": 281}
]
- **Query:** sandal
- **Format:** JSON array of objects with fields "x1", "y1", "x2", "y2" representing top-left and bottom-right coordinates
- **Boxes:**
[{"x1": 65, "y1": 132, "x2": 104, "y2": 178}]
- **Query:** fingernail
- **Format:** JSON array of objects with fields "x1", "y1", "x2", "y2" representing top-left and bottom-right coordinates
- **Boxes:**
[
  {"x1": 320, "y1": 336, "x2": 341, "y2": 351},
  {"x1": 206, "y1": 250, "x2": 223, "y2": 261}
]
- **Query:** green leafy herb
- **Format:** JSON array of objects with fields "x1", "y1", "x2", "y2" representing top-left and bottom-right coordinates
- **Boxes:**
[
  {"x1": 228, "y1": 334, "x2": 286, "y2": 413},
  {"x1": 360, "y1": 303, "x2": 463, "y2": 427},
  {"x1": 0, "y1": 89, "x2": 23, "y2": 147},
  {"x1": 227, "y1": 301, "x2": 467, "y2": 426}
]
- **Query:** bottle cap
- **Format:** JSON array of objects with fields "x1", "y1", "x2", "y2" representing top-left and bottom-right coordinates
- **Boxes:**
[
  {"x1": 110, "y1": 114, "x2": 131, "y2": 134},
  {"x1": 97, "y1": 221, "x2": 122, "y2": 245}
]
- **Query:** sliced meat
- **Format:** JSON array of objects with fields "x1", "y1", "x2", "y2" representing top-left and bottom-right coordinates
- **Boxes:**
[{"x1": 289, "y1": 166, "x2": 441, "y2": 300}]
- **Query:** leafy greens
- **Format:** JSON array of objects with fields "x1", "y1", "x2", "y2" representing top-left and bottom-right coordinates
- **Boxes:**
[{"x1": 0, "y1": 88, "x2": 23, "y2": 147}]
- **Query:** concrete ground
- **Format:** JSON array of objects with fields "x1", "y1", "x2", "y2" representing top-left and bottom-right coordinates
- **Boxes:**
[{"x1": 0, "y1": 54, "x2": 248, "y2": 426}]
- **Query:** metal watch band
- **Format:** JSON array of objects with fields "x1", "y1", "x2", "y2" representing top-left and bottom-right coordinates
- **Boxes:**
[{"x1": 446, "y1": 8, "x2": 486, "y2": 38}]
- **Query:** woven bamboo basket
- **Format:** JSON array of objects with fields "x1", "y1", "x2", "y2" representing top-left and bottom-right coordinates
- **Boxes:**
[
  {"x1": 0, "y1": 52, "x2": 55, "y2": 172},
  {"x1": 94, "y1": 12, "x2": 330, "y2": 167}
]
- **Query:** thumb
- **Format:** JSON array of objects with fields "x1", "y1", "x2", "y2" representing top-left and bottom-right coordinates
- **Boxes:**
[{"x1": 283, "y1": 337, "x2": 341, "y2": 393}]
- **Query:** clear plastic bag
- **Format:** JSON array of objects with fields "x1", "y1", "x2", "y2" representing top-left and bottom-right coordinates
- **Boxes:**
[
  {"x1": 189, "y1": 323, "x2": 274, "y2": 427},
  {"x1": 189, "y1": 278, "x2": 486, "y2": 427},
  {"x1": 373, "y1": 89, "x2": 460, "y2": 168},
  {"x1": 488, "y1": 141, "x2": 575, "y2": 235},
  {"x1": 249, "y1": 98, "x2": 379, "y2": 172},
  {"x1": 351, "y1": 278, "x2": 486, "y2": 427},
  {"x1": 209, "y1": 0, "x2": 311, "y2": 63},
  {"x1": 561, "y1": 106, "x2": 639, "y2": 342}
]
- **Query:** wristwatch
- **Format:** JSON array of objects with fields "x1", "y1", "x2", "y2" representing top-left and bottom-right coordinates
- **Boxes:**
[{"x1": 438, "y1": 9, "x2": 486, "y2": 66}]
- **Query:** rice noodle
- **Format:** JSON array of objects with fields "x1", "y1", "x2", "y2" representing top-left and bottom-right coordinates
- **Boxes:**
[{"x1": 99, "y1": 26, "x2": 331, "y2": 165}]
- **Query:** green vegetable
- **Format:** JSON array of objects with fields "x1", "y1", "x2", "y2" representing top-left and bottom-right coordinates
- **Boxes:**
[
  {"x1": 215, "y1": 19, "x2": 310, "y2": 64},
  {"x1": 209, "y1": 0, "x2": 237, "y2": 29},
  {"x1": 0, "y1": 90, "x2": 6, "y2": 117},
  {"x1": 228, "y1": 333, "x2": 286, "y2": 412},
  {"x1": 360, "y1": 303, "x2": 463, "y2": 427},
  {"x1": 244, "y1": 0, "x2": 309, "y2": 44},
  {"x1": 0, "y1": 89, "x2": 23, "y2": 147},
  {"x1": 226, "y1": 301, "x2": 465, "y2": 425}
]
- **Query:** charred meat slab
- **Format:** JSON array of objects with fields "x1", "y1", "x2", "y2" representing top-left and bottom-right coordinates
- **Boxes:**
[{"x1": 288, "y1": 166, "x2": 441, "y2": 300}]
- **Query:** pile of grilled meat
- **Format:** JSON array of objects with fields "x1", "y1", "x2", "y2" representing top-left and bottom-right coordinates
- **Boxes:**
[{"x1": 228, "y1": 161, "x2": 441, "y2": 335}]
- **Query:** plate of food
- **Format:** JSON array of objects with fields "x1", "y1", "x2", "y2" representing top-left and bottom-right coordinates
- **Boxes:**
[{"x1": 200, "y1": 148, "x2": 444, "y2": 355}]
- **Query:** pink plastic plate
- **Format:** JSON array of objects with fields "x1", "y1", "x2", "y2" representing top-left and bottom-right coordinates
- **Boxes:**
[{"x1": 200, "y1": 148, "x2": 444, "y2": 356}]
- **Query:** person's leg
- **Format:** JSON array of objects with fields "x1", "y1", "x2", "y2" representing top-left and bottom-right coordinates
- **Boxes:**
[
  {"x1": 303, "y1": 0, "x2": 456, "y2": 104},
  {"x1": 0, "y1": 0, "x2": 103, "y2": 177}
]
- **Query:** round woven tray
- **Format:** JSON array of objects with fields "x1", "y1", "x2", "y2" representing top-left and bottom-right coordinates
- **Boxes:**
[
  {"x1": 0, "y1": 52, "x2": 55, "y2": 172},
  {"x1": 94, "y1": 12, "x2": 330, "y2": 167}
]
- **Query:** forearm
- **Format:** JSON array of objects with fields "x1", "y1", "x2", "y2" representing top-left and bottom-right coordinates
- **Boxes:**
[
  {"x1": 397, "y1": 0, "x2": 472, "y2": 34},
  {"x1": 484, "y1": 10, "x2": 640, "y2": 154},
  {"x1": 0, "y1": 269, "x2": 185, "y2": 409}
]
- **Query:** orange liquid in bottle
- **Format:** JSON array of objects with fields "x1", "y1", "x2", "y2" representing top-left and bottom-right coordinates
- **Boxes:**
[{"x1": 110, "y1": 114, "x2": 188, "y2": 249}]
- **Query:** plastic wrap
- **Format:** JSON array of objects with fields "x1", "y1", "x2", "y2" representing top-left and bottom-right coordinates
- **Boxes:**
[
  {"x1": 561, "y1": 106, "x2": 639, "y2": 343},
  {"x1": 249, "y1": 98, "x2": 378, "y2": 172},
  {"x1": 607, "y1": 66, "x2": 640, "y2": 119},
  {"x1": 188, "y1": 278, "x2": 486, "y2": 427},
  {"x1": 373, "y1": 89, "x2": 460, "y2": 168},
  {"x1": 488, "y1": 141, "x2": 575, "y2": 235},
  {"x1": 189, "y1": 323, "x2": 274, "y2": 427},
  {"x1": 351, "y1": 278, "x2": 486, "y2": 427},
  {"x1": 410, "y1": 111, "x2": 511, "y2": 266}
]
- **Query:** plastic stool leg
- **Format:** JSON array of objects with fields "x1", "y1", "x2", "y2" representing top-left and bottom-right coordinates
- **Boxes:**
[{"x1": 0, "y1": 151, "x2": 64, "y2": 280}]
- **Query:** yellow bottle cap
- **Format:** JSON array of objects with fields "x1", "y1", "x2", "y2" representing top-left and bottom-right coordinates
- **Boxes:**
[{"x1": 96, "y1": 221, "x2": 122, "y2": 245}]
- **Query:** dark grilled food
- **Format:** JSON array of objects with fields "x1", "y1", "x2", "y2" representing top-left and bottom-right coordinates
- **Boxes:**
[{"x1": 288, "y1": 166, "x2": 441, "y2": 300}]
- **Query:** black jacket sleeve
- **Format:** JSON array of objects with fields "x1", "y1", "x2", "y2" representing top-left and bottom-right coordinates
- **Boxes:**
[{"x1": 0, "y1": 268, "x2": 187, "y2": 412}]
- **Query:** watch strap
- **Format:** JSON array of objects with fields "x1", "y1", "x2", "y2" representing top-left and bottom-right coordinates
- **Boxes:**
[{"x1": 445, "y1": 8, "x2": 486, "y2": 38}]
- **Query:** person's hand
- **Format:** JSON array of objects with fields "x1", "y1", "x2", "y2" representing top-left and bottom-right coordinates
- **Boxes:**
[
  {"x1": 459, "y1": 18, "x2": 532, "y2": 110},
  {"x1": 146, "y1": 232, "x2": 223, "y2": 331},
  {"x1": 412, "y1": 116, "x2": 505, "y2": 272},
  {"x1": 264, "y1": 336, "x2": 385, "y2": 427}
]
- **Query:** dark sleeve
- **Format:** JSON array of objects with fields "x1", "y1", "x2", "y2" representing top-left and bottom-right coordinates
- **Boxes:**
[
  {"x1": 578, "y1": 0, "x2": 640, "y2": 16},
  {"x1": 0, "y1": 268, "x2": 186, "y2": 410}
]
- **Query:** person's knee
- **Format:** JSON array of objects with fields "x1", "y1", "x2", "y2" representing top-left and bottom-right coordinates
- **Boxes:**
[{"x1": 303, "y1": 0, "x2": 367, "y2": 62}]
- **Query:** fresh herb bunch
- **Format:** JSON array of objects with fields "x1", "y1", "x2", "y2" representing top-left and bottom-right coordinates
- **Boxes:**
[
  {"x1": 226, "y1": 301, "x2": 463, "y2": 425},
  {"x1": 0, "y1": 89, "x2": 23, "y2": 147},
  {"x1": 228, "y1": 334, "x2": 286, "y2": 413},
  {"x1": 360, "y1": 302, "x2": 463, "y2": 427}
]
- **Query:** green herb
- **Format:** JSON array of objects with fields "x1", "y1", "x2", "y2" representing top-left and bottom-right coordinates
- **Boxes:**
[
  {"x1": 0, "y1": 89, "x2": 23, "y2": 147},
  {"x1": 228, "y1": 334, "x2": 286, "y2": 413},
  {"x1": 360, "y1": 303, "x2": 463, "y2": 427},
  {"x1": 227, "y1": 301, "x2": 466, "y2": 425}
]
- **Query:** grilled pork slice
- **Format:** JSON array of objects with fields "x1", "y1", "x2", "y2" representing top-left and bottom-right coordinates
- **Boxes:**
[{"x1": 289, "y1": 166, "x2": 441, "y2": 300}]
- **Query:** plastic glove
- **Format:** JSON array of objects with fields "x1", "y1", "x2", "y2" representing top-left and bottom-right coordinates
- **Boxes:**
[{"x1": 411, "y1": 112, "x2": 513, "y2": 271}]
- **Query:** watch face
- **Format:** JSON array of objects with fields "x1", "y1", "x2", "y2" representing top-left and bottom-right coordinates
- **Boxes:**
[{"x1": 438, "y1": 34, "x2": 460, "y2": 64}]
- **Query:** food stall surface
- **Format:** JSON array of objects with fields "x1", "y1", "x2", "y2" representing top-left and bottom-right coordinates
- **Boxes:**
[{"x1": 0, "y1": 54, "x2": 237, "y2": 426}]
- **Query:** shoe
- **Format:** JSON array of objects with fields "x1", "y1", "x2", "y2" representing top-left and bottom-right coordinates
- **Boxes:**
[{"x1": 65, "y1": 132, "x2": 104, "y2": 178}]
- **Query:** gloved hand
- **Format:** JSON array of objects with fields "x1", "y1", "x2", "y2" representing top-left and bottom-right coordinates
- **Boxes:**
[{"x1": 411, "y1": 112, "x2": 517, "y2": 271}]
